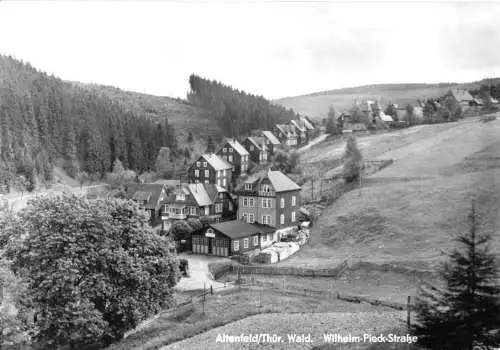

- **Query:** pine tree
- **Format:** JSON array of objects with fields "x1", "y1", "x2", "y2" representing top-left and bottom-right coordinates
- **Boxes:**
[
  {"x1": 187, "y1": 131, "x2": 194, "y2": 143},
  {"x1": 413, "y1": 201, "x2": 500, "y2": 350},
  {"x1": 112, "y1": 158, "x2": 125, "y2": 174},
  {"x1": 155, "y1": 147, "x2": 172, "y2": 179},
  {"x1": 326, "y1": 105, "x2": 340, "y2": 134},
  {"x1": 342, "y1": 135, "x2": 363, "y2": 182}
]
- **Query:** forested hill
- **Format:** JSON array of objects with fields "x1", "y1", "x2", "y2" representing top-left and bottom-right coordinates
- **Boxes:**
[
  {"x1": 187, "y1": 74, "x2": 298, "y2": 137},
  {"x1": 0, "y1": 55, "x2": 178, "y2": 189}
]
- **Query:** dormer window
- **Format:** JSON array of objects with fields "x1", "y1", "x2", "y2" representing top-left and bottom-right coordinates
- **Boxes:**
[
  {"x1": 262, "y1": 184, "x2": 271, "y2": 193},
  {"x1": 245, "y1": 183, "x2": 252, "y2": 191},
  {"x1": 176, "y1": 194, "x2": 185, "y2": 201}
]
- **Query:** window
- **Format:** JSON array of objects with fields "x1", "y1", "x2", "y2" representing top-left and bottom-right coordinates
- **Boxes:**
[
  {"x1": 217, "y1": 179, "x2": 221, "y2": 186},
  {"x1": 196, "y1": 161, "x2": 200, "y2": 167},
  {"x1": 249, "y1": 198, "x2": 254, "y2": 206},
  {"x1": 243, "y1": 197, "x2": 248, "y2": 206},
  {"x1": 229, "y1": 148, "x2": 233, "y2": 153},
  {"x1": 280, "y1": 198, "x2": 285, "y2": 208},
  {"x1": 223, "y1": 178, "x2": 227, "y2": 187},
  {"x1": 253, "y1": 236, "x2": 259, "y2": 246},
  {"x1": 229, "y1": 201, "x2": 233, "y2": 211},
  {"x1": 266, "y1": 233, "x2": 271, "y2": 241},
  {"x1": 223, "y1": 169, "x2": 226, "y2": 176},
  {"x1": 250, "y1": 145, "x2": 254, "y2": 151},
  {"x1": 262, "y1": 215, "x2": 271, "y2": 225},
  {"x1": 292, "y1": 196, "x2": 296, "y2": 206},
  {"x1": 223, "y1": 147, "x2": 227, "y2": 152},
  {"x1": 262, "y1": 184, "x2": 271, "y2": 193},
  {"x1": 204, "y1": 180, "x2": 209, "y2": 184},
  {"x1": 262, "y1": 199, "x2": 271, "y2": 208},
  {"x1": 291, "y1": 211, "x2": 296, "y2": 222},
  {"x1": 195, "y1": 169, "x2": 199, "y2": 177},
  {"x1": 228, "y1": 155, "x2": 233, "y2": 162},
  {"x1": 204, "y1": 206, "x2": 209, "y2": 215},
  {"x1": 244, "y1": 183, "x2": 252, "y2": 191},
  {"x1": 215, "y1": 203, "x2": 223, "y2": 213},
  {"x1": 243, "y1": 238, "x2": 249, "y2": 249},
  {"x1": 233, "y1": 241, "x2": 239, "y2": 251},
  {"x1": 280, "y1": 214, "x2": 285, "y2": 225},
  {"x1": 247, "y1": 213, "x2": 255, "y2": 223},
  {"x1": 190, "y1": 206, "x2": 196, "y2": 215},
  {"x1": 195, "y1": 179, "x2": 200, "y2": 183},
  {"x1": 204, "y1": 170, "x2": 209, "y2": 177}
]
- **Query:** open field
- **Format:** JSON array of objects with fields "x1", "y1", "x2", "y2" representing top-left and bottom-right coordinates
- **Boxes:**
[
  {"x1": 274, "y1": 83, "x2": 480, "y2": 119},
  {"x1": 107, "y1": 288, "x2": 398, "y2": 350},
  {"x1": 284, "y1": 114, "x2": 500, "y2": 271}
]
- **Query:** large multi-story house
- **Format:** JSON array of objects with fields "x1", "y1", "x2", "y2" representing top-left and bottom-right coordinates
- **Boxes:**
[
  {"x1": 187, "y1": 153, "x2": 233, "y2": 190},
  {"x1": 216, "y1": 138, "x2": 250, "y2": 184},
  {"x1": 125, "y1": 183, "x2": 168, "y2": 226},
  {"x1": 289, "y1": 120, "x2": 309, "y2": 146},
  {"x1": 242, "y1": 137, "x2": 268, "y2": 165},
  {"x1": 235, "y1": 170, "x2": 301, "y2": 243},
  {"x1": 273, "y1": 124, "x2": 298, "y2": 147},
  {"x1": 258, "y1": 130, "x2": 281, "y2": 156},
  {"x1": 161, "y1": 183, "x2": 237, "y2": 226}
]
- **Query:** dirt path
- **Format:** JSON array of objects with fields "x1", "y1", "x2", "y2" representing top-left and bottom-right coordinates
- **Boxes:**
[
  {"x1": 175, "y1": 254, "x2": 233, "y2": 292},
  {"x1": 297, "y1": 133, "x2": 328, "y2": 153}
]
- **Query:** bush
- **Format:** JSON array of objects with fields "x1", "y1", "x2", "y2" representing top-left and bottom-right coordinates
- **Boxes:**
[
  {"x1": 272, "y1": 149, "x2": 300, "y2": 174},
  {"x1": 179, "y1": 259, "x2": 189, "y2": 276}
]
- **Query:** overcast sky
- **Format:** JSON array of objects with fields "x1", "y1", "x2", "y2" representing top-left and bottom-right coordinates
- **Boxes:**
[{"x1": 1, "y1": 1, "x2": 499, "y2": 100}]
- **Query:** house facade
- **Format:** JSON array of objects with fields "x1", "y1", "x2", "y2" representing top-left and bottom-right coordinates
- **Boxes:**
[
  {"x1": 191, "y1": 221, "x2": 276, "y2": 257},
  {"x1": 273, "y1": 124, "x2": 298, "y2": 147},
  {"x1": 242, "y1": 137, "x2": 268, "y2": 165},
  {"x1": 259, "y1": 130, "x2": 281, "y2": 156},
  {"x1": 216, "y1": 139, "x2": 250, "y2": 184},
  {"x1": 187, "y1": 153, "x2": 233, "y2": 190},
  {"x1": 161, "y1": 183, "x2": 236, "y2": 225},
  {"x1": 235, "y1": 170, "x2": 301, "y2": 242},
  {"x1": 125, "y1": 183, "x2": 168, "y2": 226}
]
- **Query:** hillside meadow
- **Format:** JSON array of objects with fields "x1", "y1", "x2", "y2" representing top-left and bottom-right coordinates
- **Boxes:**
[{"x1": 282, "y1": 114, "x2": 500, "y2": 271}]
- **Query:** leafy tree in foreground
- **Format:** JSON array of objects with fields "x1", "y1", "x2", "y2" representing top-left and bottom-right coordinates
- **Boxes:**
[
  {"x1": 342, "y1": 135, "x2": 363, "y2": 182},
  {"x1": 7, "y1": 194, "x2": 181, "y2": 349},
  {"x1": 412, "y1": 201, "x2": 500, "y2": 350},
  {"x1": 272, "y1": 149, "x2": 300, "y2": 174}
]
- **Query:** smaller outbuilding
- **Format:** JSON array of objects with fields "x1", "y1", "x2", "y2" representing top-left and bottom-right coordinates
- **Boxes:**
[{"x1": 191, "y1": 220, "x2": 276, "y2": 257}]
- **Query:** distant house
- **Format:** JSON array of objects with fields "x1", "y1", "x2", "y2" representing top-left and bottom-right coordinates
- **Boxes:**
[
  {"x1": 187, "y1": 153, "x2": 233, "y2": 190},
  {"x1": 392, "y1": 103, "x2": 422, "y2": 123},
  {"x1": 273, "y1": 124, "x2": 298, "y2": 147},
  {"x1": 161, "y1": 183, "x2": 236, "y2": 227},
  {"x1": 371, "y1": 101, "x2": 393, "y2": 123},
  {"x1": 235, "y1": 170, "x2": 301, "y2": 242},
  {"x1": 299, "y1": 115, "x2": 315, "y2": 131},
  {"x1": 216, "y1": 138, "x2": 250, "y2": 184},
  {"x1": 192, "y1": 221, "x2": 276, "y2": 256},
  {"x1": 258, "y1": 130, "x2": 281, "y2": 156},
  {"x1": 289, "y1": 120, "x2": 309, "y2": 145},
  {"x1": 242, "y1": 137, "x2": 269, "y2": 165},
  {"x1": 447, "y1": 89, "x2": 474, "y2": 110},
  {"x1": 125, "y1": 183, "x2": 168, "y2": 226}
]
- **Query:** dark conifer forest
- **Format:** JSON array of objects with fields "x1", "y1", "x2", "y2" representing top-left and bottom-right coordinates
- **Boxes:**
[
  {"x1": 187, "y1": 74, "x2": 298, "y2": 137},
  {"x1": 0, "y1": 55, "x2": 178, "y2": 188}
]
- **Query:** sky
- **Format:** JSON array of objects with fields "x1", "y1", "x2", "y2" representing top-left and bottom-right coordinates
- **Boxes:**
[{"x1": 1, "y1": 1, "x2": 500, "y2": 100}]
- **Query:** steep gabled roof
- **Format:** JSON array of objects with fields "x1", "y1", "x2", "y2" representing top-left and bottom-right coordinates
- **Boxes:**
[
  {"x1": 201, "y1": 153, "x2": 232, "y2": 171},
  {"x1": 299, "y1": 116, "x2": 315, "y2": 130},
  {"x1": 245, "y1": 137, "x2": 263, "y2": 150},
  {"x1": 275, "y1": 124, "x2": 297, "y2": 135},
  {"x1": 125, "y1": 183, "x2": 166, "y2": 209},
  {"x1": 261, "y1": 130, "x2": 281, "y2": 145},
  {"x1": 187, "y1": 183, "x2": 212, "y2": 206},
  {"x1": 449, "y1": 89, "x2": 474, "y2": 102},
  {"x1": 223, "y1": 139, "x2": 249, "y2": 156},
  {"x1": 267, "y1": 170, "x2": 301, "y2": 192},
  {"x1": 290, "y1": 120, "x2": 307, "y2": 133}
]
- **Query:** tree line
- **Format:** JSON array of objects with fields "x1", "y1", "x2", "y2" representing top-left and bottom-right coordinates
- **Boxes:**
[
  {"x1": 187, "y1": 74, "x2": 298, "y2": 139},
  {"x1": 0, "y1": 55, "x2": 179, "y2": 191}
]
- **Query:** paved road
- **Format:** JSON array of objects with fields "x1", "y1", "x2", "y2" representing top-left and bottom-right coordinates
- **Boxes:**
[{"x1": 175, "y1": 253, "x2": 233, "y2": 291}]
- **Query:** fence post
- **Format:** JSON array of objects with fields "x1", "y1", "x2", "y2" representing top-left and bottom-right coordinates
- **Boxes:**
[
  {"x1": 407, "y1": 296, "x2": 411, "y2": 328},
  {"x1": 210, "y1": 285, "x2": 213, "y2": 295}
]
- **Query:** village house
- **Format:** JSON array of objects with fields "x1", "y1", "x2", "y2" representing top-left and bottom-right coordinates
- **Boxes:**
[
  {"x1": 187, "y1": 153, "x2": 233, "y2": 190},
  {"x1": 242, "y1": 136, "x2": 269, "y2": 165},
  {"x1": 446, "y1": 88, "x2": 474, "y2": 111},
  {"x1": 273, "y1": 124, "x2": 298, "y2": 147},
  {"x1": 258, "y1": 130, "x2": 281, "y2": 156},
  {"x1": 216, "y1": 138, "x2": 250, "y2": 185},
  {"x1": 125, "y1": 183, "x2": 168, "y2": 226},
  {"x1": 161, "y1": 183, "x2": 236, "y2": 229},
  {"x1": 235, "y1": 170, "x2": 301, "y2": 242},
  {"x1": 191, "y1": 220, "x2": 276, "y2": 257},
  {"x1": 299, "y1": 115, "x2": 315, "y2": 131},
  {"x1": 370, "y1": 101, "x2": 393, "y2": 124},
  {"x1": 289, "y1": 120, "x2": 309, "y2": 146}
]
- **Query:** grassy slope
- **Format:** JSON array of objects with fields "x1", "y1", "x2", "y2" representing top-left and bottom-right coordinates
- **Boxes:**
[
  {"x1": 71, "y1": 82, "x2": 220, "y2": 140},
  {"x1": 108, "y1": 289, "x2": 403, "y2": 350},
  {"x1": 274, "y1": 82, "x2": 481, "y2": 119},
  {"x1": 283, "y1": 114, "x2": 500, "y2": 271}
]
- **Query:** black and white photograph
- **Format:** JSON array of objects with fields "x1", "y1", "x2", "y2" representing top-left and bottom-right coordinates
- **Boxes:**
[{"x1": 1, "y1": 0, "x2": 500, "y2": 349}]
